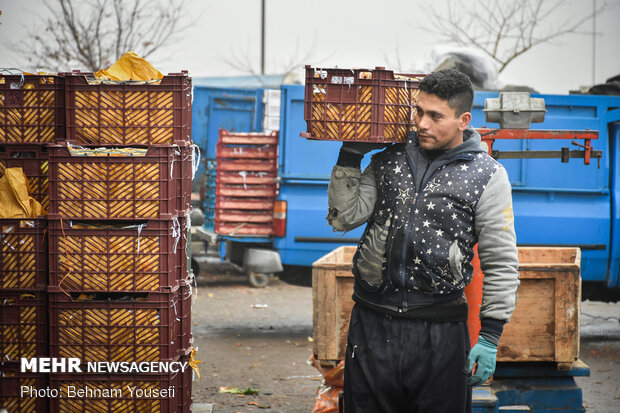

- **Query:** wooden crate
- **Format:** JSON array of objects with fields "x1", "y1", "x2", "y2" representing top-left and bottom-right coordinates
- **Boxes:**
[
  {"x1": 498, "y1": 247, "x2": 581, "y2": 363},
  {"x1": 312, "y1": 246, "x2": 356, "y2": 361},
  {"x1": 312, "y1": 246, "x2": 581, "y2": 363}
]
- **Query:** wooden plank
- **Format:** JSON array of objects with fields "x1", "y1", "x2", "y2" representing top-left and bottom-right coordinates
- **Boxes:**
[{"x1": 498, "y1": 278, "x2": 556, "y2": 360}]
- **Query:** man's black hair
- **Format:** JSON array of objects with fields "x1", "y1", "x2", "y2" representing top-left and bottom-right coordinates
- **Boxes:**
[{"x1": 419, "y1": 68, "x2": 474, "y2": 117}]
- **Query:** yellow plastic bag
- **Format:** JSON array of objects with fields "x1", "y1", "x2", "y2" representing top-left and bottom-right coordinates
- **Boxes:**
[
  {"x1": 94, "y1": 50, "x2": 163, "y2": 81},
  {"x1": 0, "y1": 168, "x2": 44, "y2": 218}
]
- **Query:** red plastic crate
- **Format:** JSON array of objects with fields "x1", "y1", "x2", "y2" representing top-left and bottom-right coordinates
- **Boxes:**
[
  {"x1": 0, "y1": 219, "x2": 47, "y2": 291},
  {"x1": 0, "y1": 145, "x2": 49, "y2": 211},
  {"x1": 303, "y1": 66, "x2": 425, "y2": 143},
  {"x1": 215, "y1": 197, "x2": 276, "y2": 210},
  {"x1": 217, "y1": 144, "x2": 277, "y2": 159},
  {"x1": 48, "y1": 144, "x2": 193, "y2": 220},
  {"x1": 0, "y1": 73, "x2": 64, "y2": 144},
  {"x1": 219, "y1": 129, "x2": 278, "y2": 145},
  {"x1": 215, "y1": 170, "x2": 277, "y2": 185},
  {"x1": 49, "y1": 355, "x2": 193, "y2": 413},
  {"x1": 215, "y1": 183, "x2": 277, "y2": 198},
  {"x1": 215, "y1": 222, "x2": 274, "y2": 236},
  {"x1": 215, "y1": 158, "x2": 278, "y2": 173},
  {"x1": 63, "y1": 71, "x2": 192, "y2": 146},
  {"x1": 48, "y1": 287, "x2": 185, "y2": 364},
  {"x1": 215, "y1": 209, "x2": 273, "y2": 223},
  {"x1": 0, "y1": 291, "x2": 47, "y2": 361},
  {"x1": 48, "y1": 218, "x2": 188, "y2": 293},
  {"x1": 0, "y1": 361, "x2": 49, "y2": 413}
]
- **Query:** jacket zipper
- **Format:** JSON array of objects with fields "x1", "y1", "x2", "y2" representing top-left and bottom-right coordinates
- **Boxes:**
[{"x1": 398, "y1": 152, "x2": 474, "y2": 311}]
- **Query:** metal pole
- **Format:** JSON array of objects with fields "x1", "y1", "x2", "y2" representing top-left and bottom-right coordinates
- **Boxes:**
[
  {"x1": 592, "y1": 0, "x2": 596, "y2": 85},
  {"x1": 261, "y1": 0, "x2": 265, "y2": 75}
]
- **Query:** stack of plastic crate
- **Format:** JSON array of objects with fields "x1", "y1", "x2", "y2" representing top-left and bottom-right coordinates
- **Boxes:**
[
  {"x1": 45, "y1": 70, "x2": 195, "y2": 413},
  {"x1": 0, "y1": 71, "x2": 64, "y2": 412},
  {"x1": 214, "y1": 129, "x2": 279, "y2": 236}
]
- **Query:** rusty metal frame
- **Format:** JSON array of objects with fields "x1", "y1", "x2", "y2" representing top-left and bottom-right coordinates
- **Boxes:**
[{"x1": 476, "y1": 128, "x2": 600, "y2": 166}]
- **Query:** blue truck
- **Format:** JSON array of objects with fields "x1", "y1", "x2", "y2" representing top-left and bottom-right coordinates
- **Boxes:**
[
  {"x1": 190, "y1": 80, "x2": 620, "y2": 411},
  {"x1": 191, "y1": 82, "x2": 620, "y2": 299}
]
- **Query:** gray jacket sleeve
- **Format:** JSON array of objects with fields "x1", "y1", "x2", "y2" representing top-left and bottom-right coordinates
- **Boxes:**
[
  {"x1": 327, "y1": 161, "x2": 377, "y2": 232},
  {"x1": 474, "y1": 165, "x2": 520, "y2": 322}
]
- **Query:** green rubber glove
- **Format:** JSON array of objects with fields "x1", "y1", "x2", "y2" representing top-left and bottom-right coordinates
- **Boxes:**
[
  {"x1": 466, "y1": 336, "x2": 497, "y2": 386},
  {"x1": 341, "y1": 142, "x2": 390, "y2": 155}
]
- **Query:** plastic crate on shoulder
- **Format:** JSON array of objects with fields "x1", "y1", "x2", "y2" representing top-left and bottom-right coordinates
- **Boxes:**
[
  {"x1": 0, "y1": 361, "x2": 49, "y2": 413},
  {"x1": 48, "y1": 217, "x2": 189, "y2": 293},
  {"x1": 48, "y1": 287, "x2": 186, "y2": 364},
  {"x1": 49, "y1": 355, "x2": 193, "y2": 413},
  {"x1": 0, "y1": 218, "x2": 47, "y2": 291},
  {"x1": 302, "y1": 66, "x2": 425, "y2": 143},
  {"x1": 0, "y1": 145, "x2": 49, "y2": 211},
  {"x1": 48, "y1": 144, "x2": 194, "y2": 220},
  {"x1": 0, "y1": 291, "x2": 47, "y2": 362},
  {"x1": 0, "y1": 72, "x2": 64, "y2": 144},
  {"x1": 63, "y1": 71, "x2": 192, "y2": 146}
]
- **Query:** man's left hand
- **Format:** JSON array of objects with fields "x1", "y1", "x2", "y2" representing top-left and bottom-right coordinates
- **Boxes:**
[{"x1": 466, "y1": 336, "x2": 497, "y2": 386}]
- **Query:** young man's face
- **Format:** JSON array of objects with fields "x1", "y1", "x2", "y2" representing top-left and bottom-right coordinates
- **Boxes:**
[{"x1": 414, "y1": 91, "x2": 471, "y2": 151}]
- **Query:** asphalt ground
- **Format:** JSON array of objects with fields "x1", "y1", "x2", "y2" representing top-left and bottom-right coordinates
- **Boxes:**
[{"x1": 191, "y1": 266, "x2": 620, "y2": 413}]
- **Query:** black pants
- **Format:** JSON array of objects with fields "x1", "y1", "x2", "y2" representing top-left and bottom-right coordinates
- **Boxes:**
[{"x1": 344, "y1": 305, "x2": 472, "y2": 413}]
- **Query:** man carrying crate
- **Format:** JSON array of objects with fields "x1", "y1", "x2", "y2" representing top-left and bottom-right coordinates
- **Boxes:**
[{"x1": 327, "y1": 68, "x2": 519, "y2": 413}]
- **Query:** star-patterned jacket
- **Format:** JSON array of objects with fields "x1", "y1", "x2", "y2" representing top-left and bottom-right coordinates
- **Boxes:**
[{"x1": 328, "y1": 128, "x2": 519, "y2": 326}]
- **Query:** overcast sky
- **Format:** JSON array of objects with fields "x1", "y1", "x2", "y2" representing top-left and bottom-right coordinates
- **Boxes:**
[{"x1": 1, "y1": 0, "x2": 619, "y2": 94}]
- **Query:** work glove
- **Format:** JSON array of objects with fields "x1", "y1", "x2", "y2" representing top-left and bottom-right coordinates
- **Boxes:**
[
  {"x1": 341, "y1": 142, "x2": 390, "y2": 155},
  {"x1": 466, "y1": 336, "x2": 497, "y2": 386}
]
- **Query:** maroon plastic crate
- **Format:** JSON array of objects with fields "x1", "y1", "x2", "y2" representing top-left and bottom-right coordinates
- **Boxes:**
[
  {"x1": 0, "y1": 145, "x2": 49, "y2": 211},
  {"x1": 63, "y1": 71, "x2": 192, "y2": 146},
  {"x1": 215, "y1": 183, "x2": 277, "y2": 198},
  {"x1": 178, "y1": 275, "x2": 193, "y2": 351},
  {"x1": 0, "y1": 73, "x2": 64, "y2": 144},
  {"x1": 0, "y1": 361, "x2": 49, "y2": 413},
  {"x1": 219, "y1": 129, "x2": 278, "y2": 145},
  {"x1": 48, "y1": 144, "x2": 193, "y2": 220},
  {"x1": 48, "y1": 287, "x2": 185, "y2": 364},
  {"x1": 0, "y1": 219, "x2": 47, "y2": 291},
  {"x1": 49, "y1": 355, "x2": 193, "y2": 413},
  {"x1": 215, "y1": 170, "x2": 277, "y2": 185},
  {"x1": 302, "y1": 66, "x2": 425, "y2": 143},
  {"x1": 0, "y1": 291, "x2": 47, "y2": 361},
  {"x1": 48, "y1": 217, "x2": 188, "y2": 293}
]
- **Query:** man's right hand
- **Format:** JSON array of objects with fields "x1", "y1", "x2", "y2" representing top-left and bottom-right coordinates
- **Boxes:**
[{"x1": 341, "y1": 142, "x2": 391, "y2": 156}]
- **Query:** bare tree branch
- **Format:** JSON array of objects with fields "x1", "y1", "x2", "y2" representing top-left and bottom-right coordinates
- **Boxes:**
[
  {"x1": 418, "y1": 0, "x2": 611, "y2": 72},
  {"x1": 22, "y1": 0, "x2": 192, "y2": 72},
  {"x1": 222, "y1": 35, "x2": 333, "y2": 85}
]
